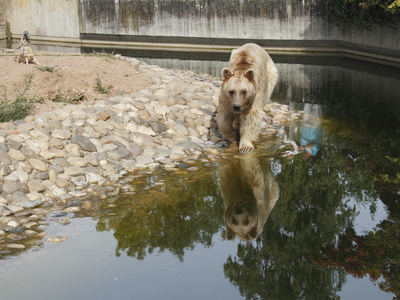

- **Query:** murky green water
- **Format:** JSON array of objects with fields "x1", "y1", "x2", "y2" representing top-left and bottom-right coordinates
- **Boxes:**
[{"x1": 0, "y1": 54, "x2": 399, "y2": 299}]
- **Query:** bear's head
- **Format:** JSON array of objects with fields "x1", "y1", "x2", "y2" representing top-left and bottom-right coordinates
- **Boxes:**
[
  {"x1": 221, "y1": 67, "x2": 256, "y2": 113},
  {"x1": 224, "y1": 195, "x2": 259, "y2": 241}
]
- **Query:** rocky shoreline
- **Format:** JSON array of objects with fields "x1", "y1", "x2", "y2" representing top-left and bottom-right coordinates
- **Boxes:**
[{"x1": 0, "y1": 55, "x2": 300, "y2": 242}]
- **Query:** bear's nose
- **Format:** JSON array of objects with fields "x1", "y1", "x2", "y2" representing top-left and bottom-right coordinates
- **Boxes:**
[{"x1": 233, "y1": 104, "x2": 241, "y2": 112}]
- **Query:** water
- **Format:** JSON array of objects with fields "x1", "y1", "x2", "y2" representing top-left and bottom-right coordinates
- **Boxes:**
[{"x1": 0, "y1": 50, "x2": 399, "y2": 300}]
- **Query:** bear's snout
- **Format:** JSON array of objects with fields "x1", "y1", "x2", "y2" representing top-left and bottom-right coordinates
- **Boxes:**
[
  {"x1": 235, "y1": 205, "x2": 244, "y2": 215},
  {"x1": 233, "y1": 104, "x2": 241, "y2": 112}
]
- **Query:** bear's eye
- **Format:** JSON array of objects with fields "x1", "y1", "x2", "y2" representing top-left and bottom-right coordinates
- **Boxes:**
[
  {"x1": 241, "y1": 90, "x2": 247, "y2": 96},
  {"x1": 229, "y1": 90, "x2": 235, "y2": 96}
]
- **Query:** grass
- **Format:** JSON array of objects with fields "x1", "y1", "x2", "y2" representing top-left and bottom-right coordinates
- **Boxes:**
[
  {"x1": 5, "y1": 21, "x2": 13, "y2": 49},
  {"x1": 0, "y1": 74, "x2": 42, "y2": 122},
  {"x1": 37, "y1": 66, "x2": 56, "y2": 72},
  {"x1": 83, "y1": 49, "x2": 115, "y2": 59},
  {"x1": 95, "y1": 73, "x2": 111, "y2": 94},
  {"x1": 54, "y1": 93, "x2": 85, "y2": 104}
]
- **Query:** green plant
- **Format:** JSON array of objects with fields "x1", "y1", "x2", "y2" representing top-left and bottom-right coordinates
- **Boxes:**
[
  {"x1": 53, "y1": 93, "x2": 85, "y2": 104},
  {"x1": 95, "y1": 73, "x2": 111, "y2": 94},
  {"x1": 134, "y1": 61, "x2": 142, "y2": 70},
  {"x1": 5, "y1": 21, "x2": 13, "y2": 49},
  {"x1": 322, "y1": 0, "x2": 400, "y2": 30},
  {"x1": 84, "y1": 49, "x2": 115, "y2": 59},
  {"x1": 37, "y1": 66, "x2": 55, "y2": 72},
  {"x1": 0, "y1": 74, "x2": 39, "y2": 122}
]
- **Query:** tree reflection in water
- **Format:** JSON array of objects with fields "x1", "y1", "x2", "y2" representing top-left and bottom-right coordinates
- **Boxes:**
[
  {"x1": 94, "y1": 165, "x2": 224, "y2": 261},
  {"x1": 91, "y1": 92, "x2": 399, "y2": 298}
]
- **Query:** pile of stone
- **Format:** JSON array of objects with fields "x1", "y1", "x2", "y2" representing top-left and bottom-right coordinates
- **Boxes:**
[
  {"x1": 0, "y1": 59, "x2": 224, "y2": 222},
  {"x1": 0, "y1": 57, "x2": 301, "y2": 229}
]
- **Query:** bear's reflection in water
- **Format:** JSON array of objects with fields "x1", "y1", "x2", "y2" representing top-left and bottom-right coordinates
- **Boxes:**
[{"x1": 219, "y1": 155, "x2": 279, "y2": 241}]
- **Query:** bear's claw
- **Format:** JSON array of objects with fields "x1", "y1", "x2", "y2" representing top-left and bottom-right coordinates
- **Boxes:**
[
  {"x1": 239, "y1": 147, "x2": 254, "y2": 152},
  {"x1": 239, "y1": 141, "x2": 254, "y2": 152}
]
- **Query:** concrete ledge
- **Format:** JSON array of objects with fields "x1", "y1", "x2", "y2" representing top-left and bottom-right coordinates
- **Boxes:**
[{"x1": 14, "y1": 34, "x2": 400, "y2": 68}]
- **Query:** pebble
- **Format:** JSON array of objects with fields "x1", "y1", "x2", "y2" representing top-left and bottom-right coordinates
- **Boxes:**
[
  {"x1": 7, "y1": 221, "x2": 19, "y2": 228},
  {"x1": 45, "y1": 236, "x2": 69, "y2": 243},
  {"x1": 5, "y1": 243, "x2": 26, "y2": 249}
]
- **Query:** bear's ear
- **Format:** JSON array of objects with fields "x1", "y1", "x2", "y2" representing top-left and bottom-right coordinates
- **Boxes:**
[
  {"x1": 248, "y1": 226, "x2": 258, "y2": 240},
  {"x1": 226, "y1": 227, "x2": 236, "y2": 240},
  {"x1": 244, "y1": 69, "x2": 255, "y2": 82},
  {"x1": 222, "y1": 67, "x2": 233, "y2": 80}
]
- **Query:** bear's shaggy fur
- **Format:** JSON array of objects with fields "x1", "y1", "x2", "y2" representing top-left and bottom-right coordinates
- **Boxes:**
[
  {"x1": 218, "y1": 43, "x2": 278, "y2": 152},
  {"x1": 219, "y1": 155, "x2": 279, "y2": 241}
]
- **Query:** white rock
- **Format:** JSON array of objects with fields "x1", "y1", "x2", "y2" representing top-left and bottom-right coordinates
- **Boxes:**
[
  {"x1": 7, "y1": 220, "x2": 19, "y2": 228},
  {"x1": 52, "y1": 129, "x2": 72, "y2": 140},
  {"x1": 86, "y1": 173, "x2": 105, "y2": 183}
]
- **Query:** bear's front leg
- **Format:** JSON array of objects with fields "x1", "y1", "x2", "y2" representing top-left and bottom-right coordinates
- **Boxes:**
[
  {"x1": 239, "y1": 110, "x2": 261, "y2": 152},
  {"x1": 218, "y1": 106, "x2": 240, "y2": 143}
]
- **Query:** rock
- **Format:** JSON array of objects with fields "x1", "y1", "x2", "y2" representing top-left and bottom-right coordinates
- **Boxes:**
[
  {"x1": 5, "y1": 244, "x2": 26, "y2": 249},
  {"x1": 52, "y1": 129, "x2": 72, "y2": 140},
  {"x1": 2, "y1": 182, "x2": 19, "y2": 194},
  {"x1": 82, "y1": 201, "x2": 92, "y2": 210},
  {"x1": 12, "y1": 191, "x2": 29, "y2": 203},
  {"x1": 7, "y1": 204, "x2": 24, "y2": 213},
  {"x1": 67, "y1": 157, "x2": 87, "y2": 167},
  {"x1": 45, "y1": 236, "x2": 69, "y2": 243},
  {"x1": 26, "y1": 192, "x2": 45, "y2": 201},
  {"x1": 97, "y1": 111, "x2": 111, "y2": 121},
  {"x1": 0, "y1": 205, "x2": 12, "y2": 217},
  {"x1": 7, "y1": 220, "x2": 19, "y2": 228},
  {"x1": 177, "y1": 141, "x2": 202, "y2": 150},
  {"x1": 70, "y1": 134, "x2": 97, "y2": 152},
  {"x1": 65, "y1": 143, "x2": 83, "y2": 157},
  {"x1": 117, "y1": 148, "x2": 134, "y2": 160},
  {"x1": 150, "y1": 121, "x2": 169, "y2": 133},
  {"x1": 27, "y1": 180, "x2": 47, "y2": 193},
  {"x1": 47, "y1": 185, "x2": 67, "y2": 197},
  {"x1": 84, "y1": 153, "x2": 100, "y2": 166},
  {"x1": 64, "y1": 206, "x2": 80, "y2": 213},
  {"x1": 35, "y1": 172, "x2": 50, "y2": 180},
  {"x1": 0, "y1": 151, "x2": 12, "y2": 165},
  {"x1": 20, "y1": 147, "x2": 36, "y2": 159},
  {"x1": 135, "y1": 155, "x2": 154, "y2": 165},
  {"x1": 0, "y1": 164, "x2": 11, "y2": 176},
  {"x1": 86, "y1": 173, "x2": 105, "y2": 183},
  {"x1": 4, "y1": 172, "x2": 19, "y2": 182},
  {"x1": 8, "y1": 148, "x2": 26, "y2": 161},
  {"x1": 28, "y1": 158, "x2": 48, "y2": 172},
  {"x1": 65, "y1": 166, "x2": 84, "y2": 177},
  {"x1": 7, "y1": 138, "x2": 22, "y2": 150},
  {"x1": 53, "y1": 157, "x2": 71, "y2": 167},
  {"x1": 0, "y1": 142, "x2": 9, "y2": 152},
  {"x1": 56, "y1": 178, "x2": 70, "y2": 188},
  {"x1": 19, "y1": 200, "x2": 43, "y2": 208}
]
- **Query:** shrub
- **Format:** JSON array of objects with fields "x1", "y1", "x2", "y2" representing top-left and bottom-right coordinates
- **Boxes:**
[{"x1": 0, "y1": 74, "x2": 41, "y2": 122}]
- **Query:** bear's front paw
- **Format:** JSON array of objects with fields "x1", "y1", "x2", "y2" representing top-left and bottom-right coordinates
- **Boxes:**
[{"x1": 239, "y1": 140, "x2": 254, "y2": 152}]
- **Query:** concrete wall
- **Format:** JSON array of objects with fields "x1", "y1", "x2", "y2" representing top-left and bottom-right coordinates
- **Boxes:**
[
  {"x1": 1, "y1": 0, "x2": 399, "y2": 64},
  {"x1": 3, "y1": 0, "x2": 80, "y2": 38},
  {"x1": 0, "y1": 0, "x2": 5, "y2": 41}
]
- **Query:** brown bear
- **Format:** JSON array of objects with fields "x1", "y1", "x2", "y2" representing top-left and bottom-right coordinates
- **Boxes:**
[
  {"x1": 219, "y1": 155, "x2": 279, "y2": 241},
  {"x1": 218, "y1": 43, "x2": 278, "y2": 152}
]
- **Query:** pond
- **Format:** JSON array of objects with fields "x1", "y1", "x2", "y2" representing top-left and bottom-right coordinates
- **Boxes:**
[{"x1": 0, "y1": 49, "x2": 400, "y2": 300}]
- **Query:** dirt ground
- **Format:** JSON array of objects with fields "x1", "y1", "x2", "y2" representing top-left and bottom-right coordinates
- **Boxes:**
[{"x1": 0, "y1": 50, "x2": 153, "y2": 115}]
